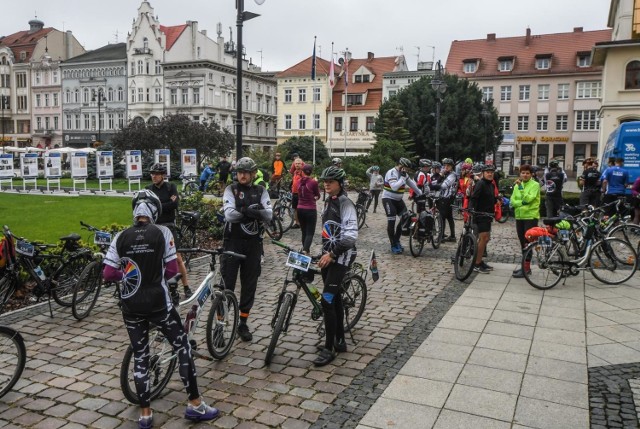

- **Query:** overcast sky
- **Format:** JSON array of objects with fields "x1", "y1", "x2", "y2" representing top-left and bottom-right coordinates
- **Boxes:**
[{"x1": 6, "y1": 0, "x2": 610, "y2": 72}]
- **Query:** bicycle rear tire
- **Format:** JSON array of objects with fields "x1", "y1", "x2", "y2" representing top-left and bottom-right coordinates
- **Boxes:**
[
  {"x1": 431, "y1": 214, "x2": 443, "y2": 249},
  {"x1": 72, "y1": 260, "x2": 103, "y2": 321},
  {"x1": 589, "y1": 237, "x2": 638, "y2": 285},
  {"x1": 342, "y1": 274, "x2": 367, "y2": 331},
  {"x1": 409, "y1": 224, "x2": 425, "y2": 257},
  {"x1": 454, "y1": 232, "x2": 476, "y2": 281},
  {"x1": 356, "y1": 206, "x2": 366, "y2": 230},
  {"x1": 120, "y1": 327, "x2": 177, "y2": 404},
  {"x1": 0, "y1": 273, "x2": 18, "y2": 308},
  {"x1": 522, "y1": 242, "x2": 564, "y2": 290},
  {"x1": 0, "y1": 326, "x2": 26, "y2": 399},
  {"x1": 52, "y1": 253, "x2": 93, "y2": 307},
  {"x1": 452, "y1": 196, "x2": 463, "y2": 221},
  {"x1": 265, "y1": 217, "x2": 283, "y2": 241},
  {"x1": 183, "y1": 182, "x2": 198, "y2": 196},
  {"x1": 179, "y1": 225, "x2": 197, "y2": 268},
  {"x1": 608, "y1": 224, "x2": 640, "y2": 256},
  {"x1": 265, "y1": 292, "x2": 293, "y2": 365},
  {"x1": 275, "y1": 205, "x2": 294, "y2": 233},
  {"x1": 206, "y1": 290, "x2": 239, "y2": 360}
]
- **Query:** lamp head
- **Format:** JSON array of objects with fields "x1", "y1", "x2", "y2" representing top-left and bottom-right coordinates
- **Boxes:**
[{"x1": 254, "y1": 0, "x2": 266, "y2": 4}]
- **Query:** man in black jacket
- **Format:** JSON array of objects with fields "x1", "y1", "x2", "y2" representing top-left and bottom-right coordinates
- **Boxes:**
[{"x1": 470, "y1": 164, "x2": 497, "y2": 274}]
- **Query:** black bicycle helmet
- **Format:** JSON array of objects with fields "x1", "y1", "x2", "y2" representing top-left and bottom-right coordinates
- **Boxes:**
[
  {"x1": 472, "y1": 163, "x2": 483, "y2": 174},
  {"x1": 399, "y1": 157, "x2": 413, "y2": 169},
  {"x1": 319, "y1": 166, "x2": 346, "y2": 182},
  {"x1": 332, "y1": 157, "x2": 343, "y2": 166},
  {"x1": 549, "y1": 160, "x2": 559, "y2": 168},
  {"x1": 419, "y1": 159, "x2": 431, "y2": 168},
  {"x1": 235, "y1": 157, "x2": 258, "y2": 172},
  {"x1": 432, "y1": 161, "x2": 442, "y2": 169},
  {"x1": 131, "y1": 190, "x2": 162, "y2": 223},
  {"x1": 481, "y1": 164, "x2": 496, "y2": 172},
  {"x1": 149, "y1": 163, "x2": 167, "y2": 175},
  {"x1": 442, "y1": 157, "x2": 454, "y2": 166}
]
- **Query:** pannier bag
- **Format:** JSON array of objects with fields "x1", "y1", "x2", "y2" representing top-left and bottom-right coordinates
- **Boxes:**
[
  {"x1": 401, "y1": 211, "x2": 413, "y2": 236},
  {"x1": 418, "y1": 211, "x2": 434, "y2": 237},
  {"x1": 525, "y1": 226, "x2": 555, "y2": 243}
]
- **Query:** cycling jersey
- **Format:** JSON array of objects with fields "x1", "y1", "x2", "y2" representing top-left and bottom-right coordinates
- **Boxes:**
[
  {"x1": 321, "y1": 192, "x2": 358, "y2": 266},
  {"x1": 382, "y1": 167, "x2": 422, "y2": 201},
  {"x1": 602, "y1": 166, "x2": 629, "y2": 195},
  {"x1": 580, "y1": 167, "x2": 601, "y2": 192},
  {"x1": 544, "y1": 169, "x2": 565, "y2": 197},
  {"x1": 222, "y1": 183, "x2": 272, "y2": 240},
  {"x1": 147, "y1": 181, "x2": 179, "y2": 224}
]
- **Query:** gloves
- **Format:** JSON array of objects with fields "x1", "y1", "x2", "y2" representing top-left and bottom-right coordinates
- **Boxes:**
[
  {"x1": 244, "y1": 207, "x2": 263, "y2": 219},
  {"x1": 399, "y1": 170, "x2": 407, "y2": 177}
]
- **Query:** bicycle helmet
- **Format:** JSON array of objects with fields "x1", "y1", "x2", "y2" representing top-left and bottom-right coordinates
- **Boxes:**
[
  {"x1": 481, "y1": 164, "x2": 496, "y2": 172},
  {"x1": 235, "y1": 157, "x2": 258, "y2": 172},
  {"x1": 399, "y1": 157, "x2": 413, "y2": 169},
  {"x1": 442, "y1": 157, "x2": 454, "y2": 166},
  {"x1": 549, "y1": 160, "x2": 559, "y2": 168},
  {"x1": 131, "y1": 190, "x2": 162, "y2": 223},
  {"x1": 432, "y1": 161, "x2": 442, "y2": 169},
  {"x1": 371, "y1": 165, "x2": 380, "y2": 171},
  {"x1": 149, "y1": 163, "x2": 167, "y2": 175},
  {"x1": 319, "y1": 166, "x2": 346, "y2": 182},
  {"x1": 461, "y1": 162, "x2": 472, "y2": 171},
  {"x1": 556, "y1": 220, "x2": 571, "y2": 230},
  {"x1": 332, "y1": 157, "x2": 343, "y2": 166},
  {"x1": 472, "y1": 164, "x2": 483, "y2": 174},
  {"x1": 419, "y1": 159, "x2": 431, "y2": 168}
]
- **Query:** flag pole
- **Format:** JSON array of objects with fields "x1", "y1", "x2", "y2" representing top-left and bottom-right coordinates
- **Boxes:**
[
  {"x1": 311, "y1": 36, "x2": 317, "y2": 165},
  {"x1": 343, "y1": 48, "x2": 348, "y2": 157},
  {"x1": 328, "y1": 42, "x2": 335, "y2": 157}
]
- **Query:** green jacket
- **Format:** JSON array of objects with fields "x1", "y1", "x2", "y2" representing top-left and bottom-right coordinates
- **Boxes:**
[{"x1": 510, "y1": 179, "x2": 540, "y2": 219}]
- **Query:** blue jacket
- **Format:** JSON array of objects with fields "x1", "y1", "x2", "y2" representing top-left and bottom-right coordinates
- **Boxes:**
[{"x1": 200, "y1": 166, "x2": 215, "y2": 182}]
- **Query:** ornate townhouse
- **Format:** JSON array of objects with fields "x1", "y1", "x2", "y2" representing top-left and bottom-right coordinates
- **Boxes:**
[
  {"x1": 593, "y1": 0, "x2": 640, "y2": 154},
  {"x1": 127, "y1": 1, "x2": 276, "y2": 150},
  {"x1": 0, "y1": 18, "x2": 84, "y2": 148},
  {"x1": 447, "y1": 27, "x2": 612, "y2": 176},
  {"x1": 60, "y1": 43, "x2": 128, "y2": 148}
]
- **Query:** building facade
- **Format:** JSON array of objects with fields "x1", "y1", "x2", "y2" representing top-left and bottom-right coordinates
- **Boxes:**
[
  {"x1": 593, "y1": 0, "x2": 640, "y2": 159},
  {"x1": 60, "y1": 43, "x2": 128, "y2": 148},
  {"x1": 382, "y1": 63, "x2": 435, "y2": 102},
  {"x1": 447, "y1": 27, "x2": 612, "y2": 175}
]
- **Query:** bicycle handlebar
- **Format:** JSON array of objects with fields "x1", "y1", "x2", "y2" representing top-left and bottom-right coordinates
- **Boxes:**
[
  {"x1": 459, "y1": 208, "x2": 495, "y2": 218},
  {"x1": 270, "y1": 240, "x2": 322, "y2": 262},
  {"x1": 80, "y1": 221, "x2": 101, "y2": 232},
  {"x1": 177, "y1": 247, "x2": 246, "y2": 260}
]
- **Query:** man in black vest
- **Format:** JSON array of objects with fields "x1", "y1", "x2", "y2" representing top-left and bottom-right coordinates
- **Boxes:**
[
  {"x1": 221, "y1": 157, "x2": 272, "y2": 342},
  {"x1": 544, "y1": 160, "x2": 565, "y2": 218}
]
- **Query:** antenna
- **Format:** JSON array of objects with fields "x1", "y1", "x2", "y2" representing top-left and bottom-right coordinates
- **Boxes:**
[
  {"x1": 318, "y1": 45, "x2": 321, "y2": 59},
  {"x1": 425, "y1": 45, "x2": 436, "y2": 64},
  {"x1": 396, "y1": 45, "x2": 404, "y2": 55},
  {"x1": 113, "y1": 30, "x2": 119, "y2": 43},
  {"x1": 415, "y1": 46, "x2": 420, "y2": 64},
  {"x1": 257, "y1": 49, "x2": 263, "y2": 69}
]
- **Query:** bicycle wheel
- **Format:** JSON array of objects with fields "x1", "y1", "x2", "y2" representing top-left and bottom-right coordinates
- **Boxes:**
[
  {"x1": 608, "y1": 224, "x2": 640, "y2": 256},
  {"x1": 179, "y1": 225, "x2": 197, "y2": 267},
  {"x1": 589, "y1": 237, "x2": 638, "y2": 285},
  {"x1": 265, "y1": 292, "x2": 293, "y2": 365},
  {"x1": 72, "y1": 260, "x2": 103, "y2": 321},
  {"x1": 356, "y1": 205, "x2": 366, "y2": 230},
  {"x1": 264, "y1": 217, "x2": 283, "y2": 241},
  {"x1": 431, "y1": 212, "x2": 443, "y2": 249},
  {"x1": 120, "y1": 327, "x2": 177, "y2": 404},
  {"x1": 522, "y1": 242, "x2": 565, "y2": 290},
  {"x1": 452, "y1": 196, "x2": 463, "y2": 221},
  {"x1": 275, "y1": 205, "x2": 295, "y2": 233},
  {"x1": 206, "y1": 290, "x2": 239, "y2": 360},
  {"x1": 409, "y1": 224, "x2": 425, "y2": 257},
  {"x1": 0, "y1": 326, "x2": 26, "y2": 399},
  {"x1": 0, "y1": 272, "x2": 18, "y2": 307},
  {"x1": 52, "y1": 253, "x2": 92, "y2": 307},
  {"x1": 454, "y1": 232, "x2": 476, "y2": 281},
  {"x1": 342, "y1": 274, "x2": 367, "y2": 331},
  {"x1": 183, "y1": 181, "x2": 198, "y2": 196}
]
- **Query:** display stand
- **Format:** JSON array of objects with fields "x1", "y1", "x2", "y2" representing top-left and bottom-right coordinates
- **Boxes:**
[
  {"x1": 22, "y1": 178, "x2": 37, "y2": 192},
  {"x1": 72, "y1": 178, "x2": 87, "y2": 192},
  {"x1": 128, "y1": 178, "x2": 141, "y2": 193},
  {"x1": 99, "y1": 178, "x2": 113, "y2": 192},
  {"x1": 46, "y1": 178, "x2": 61, "y2": 192},
  {"x1": 0, "y1": 178, "x2": 13, "y2": 191}
]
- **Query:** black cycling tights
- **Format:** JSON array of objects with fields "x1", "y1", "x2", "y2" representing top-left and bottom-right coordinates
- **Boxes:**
[
  {"x1": 124, "y1": 307, "x2": 199, "y2": 408},
  {"x1": 321, "y1": 263, "x2": 348, "y2": 351},
  {"x1": 382, "y1": 198, "x2": 407, "y2": 246}
]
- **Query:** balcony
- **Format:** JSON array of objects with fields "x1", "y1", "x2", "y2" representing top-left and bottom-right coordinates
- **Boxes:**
[
  {"x1": 133, "y1": 47, "x2": 153, "y2": 55},
  {"x1": 33, "y1": 129, "x2": 54, "y2": 137}
]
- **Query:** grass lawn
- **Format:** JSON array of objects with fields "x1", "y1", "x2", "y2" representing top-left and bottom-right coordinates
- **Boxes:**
[
  {"x1": 0, "y1": 193, "x2": 131, "y2": 243},
  {"x1": 6, "y1": 178, "x2": 155, "y2": 191}
]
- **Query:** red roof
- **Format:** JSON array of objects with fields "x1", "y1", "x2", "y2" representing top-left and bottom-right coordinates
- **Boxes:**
[
  {"x1": 446, "y1": 28, "x2": 613, "y2": 77},
  {"x1": 276, "y1": 56, "x2": 337, "y2": 78},
  {"x1": 159, "y1": 24, "x2": 187, "y2": 51},
  {"x1": 0, "y1": 27, "x2": 54, "y2": 63}
]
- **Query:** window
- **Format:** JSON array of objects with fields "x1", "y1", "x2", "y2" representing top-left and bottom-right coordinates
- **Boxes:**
[
  {"x1": 499, "y1": 116, "x2": 510, "y2": 131},
  {"x1": 0, "y1": 74, "x2": 9, "y2": 88},
  {"x1": 298, "y1": 114, "x2": 306, "y2": 129},
  {"x1": 284, "y1": 89, "x2": 292, "y2": 103},
  {"x1": 83, "y1": 88, "x2": 90, "y2": 103},
  {"x1": 181, "y1": 89, "x2": 188, "y2": 105},
  {"x1": 137, "y1": 60, "x2": 143, "y2": 74},
  {"x1": 75, "y1": 114, "x2": 80, "y2": 129},
  {"x1": 35, "y1": 94, "x2": 41, "y2": 107},
  {"x1": 130, "y1": 88, "x2": 135, "y2": 103},
  {"x1": 519, "y1": 85, "x2": 530, "y2": 101},
  {"x1": 313, "y1": 87, "x2": 321, "y2": 102},
  {"x1": 556, "y1": 115, "x2": 568, "y2": 131},
  {"x1": 66, "y1": 114, "x2": 72, "y2": 130},
  {"x1": 74, "y1": 89, "x2": 79, "y2": 103},
  {"x1": 138, "y1": 88, "x2": 145, "y2": 103},
  {"x1": 577, "y1": 54, "x2": 591, "y2": 67},
  {"x1": 350, "y1": 117, "x2": 358, "y2": 131},
  {"x1": 130, "y1": 61, "x2": 135, "y2": 76},
  {"x1": 346, "y1": 94, "x2": 363, "y2": 105},
  {"x1": 284, "y1": 114, "x2": 292, "y2": 130},
  {"x1": 499, "y1": 60, "x2": 513, "y2": 72},
  {"x1": 625, "y1": 61, "x2": 640, "y2": 89},
  {"x1": 536, "y1": 115, "x2": 548, "y2": 131},
  {"x1": 298, "y1": 88, "x2": 306, "y2": 102},
  {"x1": 577, "y1": 81, "x2": 602, "y2": 98},
  {"x1": 355, "y1": 75, "x2": 362, "y2": 83},
  {"x1": 575, "y1": 110, "x2": 599, "y2": 130},
  {"x1": 335, "y1": 117, "x2": 342, "y2": 131},
  {"x1": 463, "y1": 61, "x2": 477, "y2": 73},
  {"x1": 500, "y1": 86, "x2": 511, "y2": 101},
  {"x1": 118, "y1": 113, "x2": 124, "y2": 129},
  {"x1": 16, "y1": 73, "x2": 26, "y2": 88},
  {"x1": 35, "y1": 72, "x2": 41, "y2": 85},
  {"x1": 517, "y1": 115, "x2": 529, "y2": 131},
  {"x1": 36, "y1": 117, "x2": 42, "y2": 130},
  {"x1": 170, "y1": 89, "x2": 177, "y2": 105},
  {"x1": 65, "y1": 89, "x2": 71, "y2": 103},
  {"x1": 84, "y1": 114, "x2": 90, "y2": 130},
  {"x1": 193, "y1": 88, "x2": 200, "y2": 104},
  {"x1": 54, "y1": 116, "x2": 59, "y2": 130},
  {"x1": 108, "y1": 113, "x2": 115, "y2": 129},
  {"x1": 52, "y1": 71, "x2": 59, "y2": 84},
  {"x1": 482, "y1": 87, "x2": 493, "y2": 102},
  {"x1": 538, "y1": 84, "x2": 550, "y2": 100},
  {"x1": 45, "y1": 117, "x2": 50, "y2": 130},
  {"x1": 366, "y1": 116, "x2": 375, "y2": 131},
  {"x1": 155, "y1": 88, "x2": 162, "y2": 102},
  {"x1": 389, "y1": 90, "x2": 397, "y2": 98},
  {"x1": 536, "y1": 57, "x2": 551, "y2": 70},
  {"x1": 314, "y1": 114, "x2": 320, "y2": 129},
  {"x1": 558, "y1": 83, "x2": 570, "y2": 99},
  {"x1": 53, "y1": 93, "x2": 59, "y2": 107},
  {"x1": 44, "y1": 93, "x2": 49, "y2": 107}
]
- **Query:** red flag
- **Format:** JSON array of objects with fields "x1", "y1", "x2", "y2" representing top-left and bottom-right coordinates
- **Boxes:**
[{"x1": 329, "y1": 59, "x2": 335, "y2": 89}]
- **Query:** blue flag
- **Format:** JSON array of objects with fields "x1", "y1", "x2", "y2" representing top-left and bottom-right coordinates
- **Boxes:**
[{"x1": 311, "y1": 37, "x2": 317, "y2": 80}]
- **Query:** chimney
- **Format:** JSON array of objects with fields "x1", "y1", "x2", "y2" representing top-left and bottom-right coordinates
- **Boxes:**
[
  {"x1": 65, "y1": 30, "x2": 73, "y2": 60},
  {"x1": 574, "y1": 27, "x2": 583, "y2": 33},
  {"x1": 487, "y1": 33, "x2": 496, "y2": 42},
  {"x1": 525, "y1": 27, "x2": 531, "y2": 46},
  {"x1": 367, "y1": 52, "x2": 374, "y2": 61}
]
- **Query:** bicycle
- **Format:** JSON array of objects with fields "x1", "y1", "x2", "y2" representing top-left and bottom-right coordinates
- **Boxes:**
[
  {"x1": 355, "y1": 188, "x2": 373, "y2": 230},
  {"x1": 176, "y1": 210, "x2": 200, "y2": 268},
  {"x1": 272, "y1": 190, "x2": 295, "y2": 233},
  {"x1": 453, "y1": 209, "x2": 495, "y2": 281},
  {"x1": 119, "y1": 247, "x2": 245, "y2": 404},
  {"x1": 265, "y1": 240, "x2": 367, "y2": 365},
  {"x1": 496, "y1": 186, "x2": 513, "y2": 223},
  {"x1": 179, "y1": 172, "x2": 199, "y2": 196},
  {"x1": 522, "y1": 214, "x2": 638, "y2": 290},
  {"x1": 452, "y1": 192, "x2": 464, "y2": 221},
  {"x1": 409, "y1": 194, "x2": 443, "y2": 257},
  {"x1": 0, "y1": 325, "x2": 26, "y2": 398}
]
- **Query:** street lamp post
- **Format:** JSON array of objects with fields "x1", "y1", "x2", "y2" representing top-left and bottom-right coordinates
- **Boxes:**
[
  {"x1": 235, "y1": 0, "x2": 264, "y2": 160},
  {"x1": 1, "y1": 95, "x2": 6, "y2": 151},
  {"x1": 481, "y1": 105, "x2": 490, "y2": 163},
  {"x1": 92, "y1": 88, "x2": 106, "y2": 146},
  {"x1": 531, "y1": 138, "x2": 537, "y2": 167},
  {"x1": 430, "y1": 60, "x2": 447, "y2": 162}
]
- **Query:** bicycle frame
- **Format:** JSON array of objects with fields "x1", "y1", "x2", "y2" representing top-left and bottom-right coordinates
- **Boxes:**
[{"x1": 272, "y1": 267, "x2": 324, "y2": 337}]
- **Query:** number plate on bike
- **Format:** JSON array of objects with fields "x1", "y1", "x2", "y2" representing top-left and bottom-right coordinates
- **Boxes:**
[
  {"x1": 94, "y1": 231, "x2": 112, "y2": 245},
  {"x1": 286, "y1": 251, "x2": 312, "y2": 272},
  {"x1": 16, "y1": 240, "x2": 35, "y2": 256}
]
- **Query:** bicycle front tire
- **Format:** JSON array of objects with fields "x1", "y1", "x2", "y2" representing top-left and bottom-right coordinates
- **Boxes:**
[
  {"x1": 0, "y1": 326, "x2": 26, "y2": 399},
  {"x1": 454, "y1": 232, "x2": 477, "y2": 281},
  {"x1": 409, "y1": 224, "x2": 425, "y2": 257},
  {"x1": 265, "y1": 217, "x2": 283, "y2": 241},
  {"x1": 342, "y1": 274, "x2": 367, "y2": 331},
  {"x1": 356, "y1": 205, "x2": 366, "y2": 230},
  {"x1": 206, "y1": 290, "x2": 239, "y2": 360},
  {"x1": 72, "y1": 260, "x2": 103, "y2": 321},
  {"x1": 431, "y1": 212, "x2": 443, "y2": 249},
  {"x1": 589, "y1": 237, "x2": 638, "y2": 285},
  {"x1": 265, "y1": 292, "x2": 293, "y2": 365},
  {"x1": 275, "y1": 206, "x2": 295, "y2": 233},
  {"x1": 183, "y1": 182, "x2": 198, "y2": 196}
]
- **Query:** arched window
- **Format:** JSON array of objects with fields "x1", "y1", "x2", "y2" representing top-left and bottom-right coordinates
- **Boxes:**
[
  {"x1": 143, "y1": 37, "x2": 149, "y2": 49},
  {"x1": 107, "y1": 87, "x2": 114, "y2": 102},
  {"x1": 65, "y1": 89, "x2": 71, "y2": 103},
  {"x1": 148, "y1": 116, "x2": 160, "y2": 125},
  {"x1": 83, "y1": 88, "x2": 90, "y2": 103},
  {"x1": 74, "y1": 89, "x2": 79, "y2": 103},
  {"x1": 625, "y1": 61, "x2": 640, "y2": 89}
]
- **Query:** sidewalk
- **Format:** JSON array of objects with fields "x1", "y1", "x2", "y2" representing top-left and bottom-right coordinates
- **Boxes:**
[{"x1": 356, "y1": 263, "x2": 640, "y2": 429}]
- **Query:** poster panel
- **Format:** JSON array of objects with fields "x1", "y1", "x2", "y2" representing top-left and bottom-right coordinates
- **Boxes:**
[
  {"x1": 154, "y1": 149, "x2": 171, "y2": 177},
  {"x1": 45, "y1": 152, "x2": 62, "y2": 178},
  {"x1": 20, "y1": 153, "x2": 38, "y2": 178},
  {"x1": 181, "y1": 149, "x2": 197, "y2": 177},
  {"x1": 125, "y1": 150, "x2": 142, "y2": 178},
  {"x1": 71, "y1": 152, "x2": 88, "y2": 178},
  {"x1": 0, "y1": 154, "x2": 14, "y2": 179},
  {"x1": 97, "y1": 151, "x2": 114, "y2": 178}
]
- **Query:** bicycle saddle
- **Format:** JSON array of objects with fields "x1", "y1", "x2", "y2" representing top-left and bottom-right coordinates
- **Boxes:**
[
  {"x1": 59, "y1": 233, "x2": 81, "y2": 242},
  {"x1": 180, "y1": 211, "x2": 201, "y2": 221}
]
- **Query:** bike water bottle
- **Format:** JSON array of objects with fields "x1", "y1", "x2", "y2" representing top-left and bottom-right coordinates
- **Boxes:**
[
  {"x1": 34, "y1": 266, "x2": 46, "y2": 281},
  {"x1": 308, "y1": 285, "x2": 321, "y2": 301},
  {"x1": 184, "y1": 304, "x2": 198, "y2": 334}
]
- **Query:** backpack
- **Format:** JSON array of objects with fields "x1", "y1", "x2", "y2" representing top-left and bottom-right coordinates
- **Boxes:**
[
  {"x1": 0, "y1": 235, "x2": 15, "y2": 271},
  {"x1": 259, "y1": 168, "x2": 270, "y2": 184}
]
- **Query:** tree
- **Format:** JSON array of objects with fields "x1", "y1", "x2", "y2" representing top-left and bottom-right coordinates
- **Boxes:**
[
  {"x1": 279, "y1": 136, "x2": 329, "y2": 166},
  {"x1": 374, "y1": 99, "x2": 414, "y2": 151},
  {"x1": 376, "y1": 74, "x2": 502, "y2": 163}
]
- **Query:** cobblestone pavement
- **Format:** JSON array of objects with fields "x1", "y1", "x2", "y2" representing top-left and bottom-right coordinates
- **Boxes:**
[{"x1": 0, "y1": 197, "x2": 525, "y2": 428}]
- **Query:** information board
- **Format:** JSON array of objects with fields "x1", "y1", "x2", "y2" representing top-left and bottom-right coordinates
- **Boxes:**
[
  {"x1": 126, "y1": 150, "x2": 142, "y2": 178},
  {"x1": 45, "y1": 152, "x2": 62, "y2": 178},
  {"x1": 97, "y1": 151, "x2": 114, "y2": 178},
  {"x1": 181, "y1": 149, "x2": 197, "y2": 177}
]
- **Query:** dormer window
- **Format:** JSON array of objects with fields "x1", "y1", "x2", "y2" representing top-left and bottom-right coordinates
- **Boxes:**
[
  {"x1": 463, "y1": 59, "x2": 478, "y2": 73},
  {"x1": 535, "y1": 54, "x2": 552, "y2": 70},
  {"x1": 354, "y1": 74, "x2": 371, "y2": 83},
  {"x1": 498, "y1": 56, "x2": 514, "y2": 72},
  {"x1": 577, "y1": 51, "x2": 591, "y2": 67}
]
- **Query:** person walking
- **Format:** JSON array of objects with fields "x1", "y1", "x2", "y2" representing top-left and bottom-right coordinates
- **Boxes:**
[
  {"x1": 470, "y1": 164, "x2": 497, "y2": 273},
  {"x1": 510, "y1": 164, "x2": 541, "y2": 278},
  {"x1": 199, "y1": 161, "x2": 215, "y2": 192},
  {"x1": 382, "y1": 158, "x2": 422, "y2": 254},
  {"x1": 314, "y1": 166, "x2": 358, "y2": 366},
  {"x1": 365, "y1": 165, "x2": 384, "y2": 213},
  {"x1": 146, "y1": 163, "x2": 192, "y2": 299},
  {"x1": 601, "y1": 157, "x2": 629, "y2": 215},
  {"x1": 216, "y1": 156, "x2": 232, "y2": 192},
  {"x1": 103, "y1": 191, "x2": 219, "y2": 428},
  {"x1": 221, "y1": 157, "x2": 272, "y2": 342},
  {"x1": 544, "y1": 160, "x2": 565, "y2": 217},
  {"x1": 297, "y1": 164, "x2": 320, "y2": 254},
  {"x1": 290, "y1": 158, "x2": 304, "y2": 229},
  {"x1": 579, "y1": 158, "x2": 601, "y2": 206}
]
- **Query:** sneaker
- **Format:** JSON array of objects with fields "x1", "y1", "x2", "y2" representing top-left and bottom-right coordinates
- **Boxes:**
[
  {"x1": 185, "y1": 401, "x2": 220, "y2": 422},
  {"x1": 183, "y1": 286, "x2": 193, "y2": 299},
  {"x1": 480, "y1": 261, "x2": 494, "y2": 271},
  {"x1": 391, "y1": 244, "x2": 402, "y2": 255},
  {"x1": 473, "y1": 264, "x2": 490, "y2": 274},
  {"x1": 291, "y1": 224, "x2": 301, "y2": 229},
  {"x1": 445, "y1": 236, "x2": 457, "y2": 243},
  {"x1": 138, "y1": 414, "x2": 153, "y2": 429},
  {"x1": 237, "y1": 324, "x2": 253, "y2": 342},
  {"x1": 335, "y1": 338, "x2": 347, "y2": 353}
]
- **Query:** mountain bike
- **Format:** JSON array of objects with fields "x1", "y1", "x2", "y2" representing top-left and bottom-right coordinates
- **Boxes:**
[
  {"x1": 273, "y1": 190, "x2": 295, "y2": 233},
  {"x1": 265, "y1": 240, "x2": 367, "y2": 365},
  {"x1": 453, "y1": 209, "x2": 494, "y2": 281},
  {"x1": 176, "y1": 210, "x2": 200, "y2": 268},
  {"x1": 179, "y1": 172, "x2": 199, "y2": 196},
  {"x1": 355, "y1": 188, "x2": 373, "y2": 230},
  {"x1": 120, "y1": 248, "x2": 245, "y2": 404},
  {"x1": 409, "y1": 194, "x2": 443, "y2": 257},
  {"x1": 0, "y1": 325, "x2": 26, "y2": 398},
  {"x1": 452, "y1": 192, "x2": 464, "y2": 221}
]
